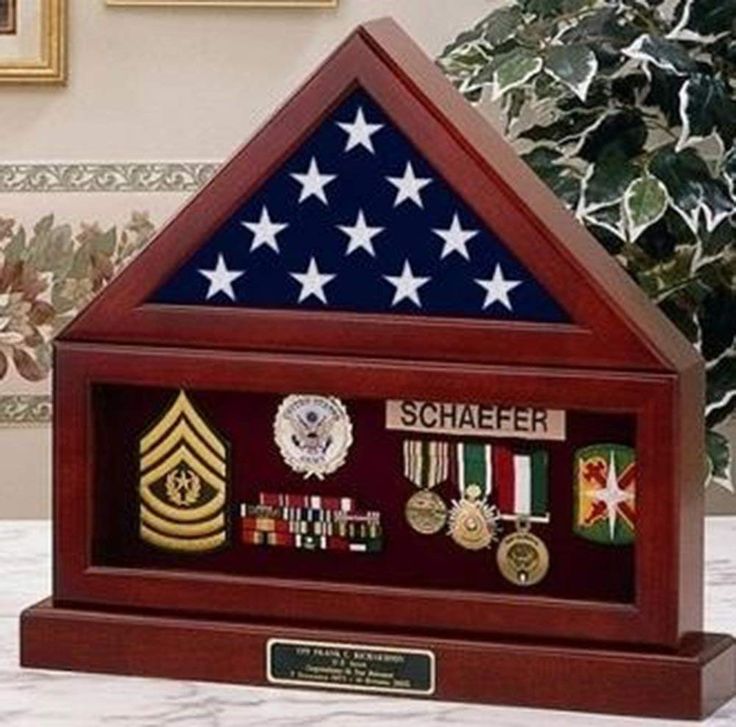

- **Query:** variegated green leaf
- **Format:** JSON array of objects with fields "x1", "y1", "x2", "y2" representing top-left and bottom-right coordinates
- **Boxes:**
[
  {"x1": 659, "y1": 293, "x2": 701, "y2": 345},
  {"x1": 700, "y1": 288, "x2": 736, "y2": 362},
  {"x1": 545, "y1": 45, "x2": 598, "y2": 101},
  {"x1": 650, "y1": 146, "x2": 706, "y2": 234},
  {"x1": 707, "y1": 430, "x2": 734, "y2": 492},
  {"x1": 483, "y1": 6, "x2": 524, "y2": 47},
  {"x1": 584, "y1": 204, "x2": 627, "y2": 243},
  {"x1": 522, "y1": 145, "x2": 581, "y2": 208},
  {"x1": 699, "y1": 180, "x2": 735, "y2": 234},
  {"x1": 521, "y1": 109, "x2": 607, "y2": 145},
  {"x1": 582, "y1": 153, "x2": 639, "y2": 211},
  {"x1": 624, "y1": 177, "x2": 670, "y2": 241},
  {"x1": 492, "y1": 48, "x2": 543, "y2": 101},
  {"x1": 622, "y1": 34, "x2": 696, "y2": 75},
  {"x1": 440, "y1": 5, "x2": 523, "y2": 58},
  {"x1": 670, "y1": 0, "x2": 736, "y2": 40},
  {"x1": 707, "y1": 355, "x2": 736, "y2": 427},
  {"x1": 677, "y1": 74, "x2": 736, "y2": 151},
  {"x1": 724, "y1": 149, "x2": 736, "y2": 197}
]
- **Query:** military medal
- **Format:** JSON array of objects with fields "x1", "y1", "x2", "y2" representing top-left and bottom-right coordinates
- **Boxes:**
[
  {"x1": 573, "y1": 444, "x2": 636, "y2": 545},
  {"x1": 274, "y1": 395, "x2": 353, "y2": 480},
  {"x1": 496, "y1": 517, "x2": 549, "y2": 586},
  {"x1": 447, "y1": 442, "x2": 499, "y2": 550},
  {"x1": 494, "y1": 445, "x2": 550, "y2": 586},
  {"x1": 405, "y1": 490, "x2": 448, "y2": 535},
  {"x1": 402, "y1": 440, "x2": 450, "y2": 535}
]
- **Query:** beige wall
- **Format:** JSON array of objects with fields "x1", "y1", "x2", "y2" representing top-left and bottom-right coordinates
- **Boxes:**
[
  {"x1": 0, "y1": 0, "x2": 494, "y2": 161},
  {"x1": 0, "y1": 0, "x2": 495, "y2": 518}
]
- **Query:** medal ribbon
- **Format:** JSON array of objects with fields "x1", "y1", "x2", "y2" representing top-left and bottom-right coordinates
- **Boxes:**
[
  {"x1": 453, "y1": 442, "x2": 492, "y2": 500},
  {"x1": 494, "y1": 446, "x2": 549, "y2": 522},
  {"x1": 403, "y1": 440, "x2": 449, "y2": 489}
]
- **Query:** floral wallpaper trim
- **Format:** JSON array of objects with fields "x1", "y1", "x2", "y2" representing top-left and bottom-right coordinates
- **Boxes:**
[
  {"x1": 0, "y1": 162, "x2": 219, "y2": 194},
  {"x1": 0, "y1": 395, "x2": 51, "y2": 426},
  {"x1": 0, "y1": 211, "x2": 158, "y2": 425}
]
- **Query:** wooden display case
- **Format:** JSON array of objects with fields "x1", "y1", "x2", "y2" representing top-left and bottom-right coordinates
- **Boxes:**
[{"x1": 20, "y1": 18, "x2": 736, "y2": 720}]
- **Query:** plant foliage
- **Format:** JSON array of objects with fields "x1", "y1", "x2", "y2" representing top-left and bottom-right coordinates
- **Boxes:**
[{"x1": 438, "y1": 0, "x2": 736, "y2": 490}]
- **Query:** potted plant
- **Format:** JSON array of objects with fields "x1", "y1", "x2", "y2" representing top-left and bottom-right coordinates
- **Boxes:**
[{"x1": 439, "y1": 0, "x2": 736, "y2": 490}]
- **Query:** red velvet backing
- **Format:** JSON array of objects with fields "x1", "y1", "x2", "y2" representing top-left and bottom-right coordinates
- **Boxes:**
[{"x1": 92, "y1": 385, "x2": 635, "y2": 604}]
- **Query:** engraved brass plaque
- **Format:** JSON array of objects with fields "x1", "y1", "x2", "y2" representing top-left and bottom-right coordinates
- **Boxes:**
[{"x1": 266, "y1": 639, "x2": 435, "y2": 696}]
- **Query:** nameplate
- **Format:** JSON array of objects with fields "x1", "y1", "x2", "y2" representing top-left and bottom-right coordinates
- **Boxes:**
[
  {"x1": 266, "y1": 639, "x2": 435, "y2": 696},
  {"x1": 386, "y1": 400, "x2": 566, "y2": 441}
]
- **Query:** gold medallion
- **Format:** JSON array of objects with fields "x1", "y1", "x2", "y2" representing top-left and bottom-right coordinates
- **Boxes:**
[
  {"x1": 405, "y1": 490, "x2": 448, "y2": 535},
  {"x1": 448, "y1": 485, "x2": 500, "y2": 551},
  {"x1": 496, "y1": 519, "x2": 549, "y2": 586}
]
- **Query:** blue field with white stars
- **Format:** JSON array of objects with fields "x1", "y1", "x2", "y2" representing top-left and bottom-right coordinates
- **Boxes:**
[{"x1": 151, "y1": 88, "x2": 568, "y2": 323}]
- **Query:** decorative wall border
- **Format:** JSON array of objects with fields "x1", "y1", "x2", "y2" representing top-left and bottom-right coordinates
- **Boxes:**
[
  {"x1": 1, "y1": 160, "x2": 222, "y2": 425},
  {"x1": 0, "y1": 395, "x2": 52, "y2": 426},
  {"x1": 0, "y1": 162, "x2": 220, "y2": 193}
]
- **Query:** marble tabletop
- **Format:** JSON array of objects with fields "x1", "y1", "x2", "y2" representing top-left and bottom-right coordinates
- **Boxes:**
[{"x1": 2, "y1": 520, "x2": 736, "y2": 727}]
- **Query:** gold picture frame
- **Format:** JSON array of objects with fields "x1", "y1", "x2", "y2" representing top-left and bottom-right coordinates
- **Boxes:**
[
  {"x1": 0, "y1": 0, "x2": 66, "y2": 84},
  {"x1": 107, "y1": 0, "x2": 336, "y2": 6},
  {"x1": 0, "y1": 0, "x2": 18, "y2": 35}
]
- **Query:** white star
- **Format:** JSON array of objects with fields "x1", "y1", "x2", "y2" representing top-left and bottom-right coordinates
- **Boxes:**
[
  {"x1": 290, "y1": 257, "x2": 336, "y2": 304},
  {"x1": 387, "y1": 162, "x2": 433, "y2": 208},
  {"x1": 291, "y1": 158, "x2": 337, "y2": 205},
  {"x1": 591, "y1": 452, "x2": 635, "y2": 541},
  {"x1": 240, "y1": 206, "x2": 288, "y2": 253},
  {"x1": 337, "y1": 107, "x2": 384, "y2": 154},
  {"x1": 475, "y1": 264, "x2": 523, "y2": 311},
  {"x1": 337, "y1": 210, "x2": 385, "y2": 257},
  {"x1": 198, "y1": 254, "x2": 245, "y2": 301},
  {"x1": 383, "y1": 261, "x2": 431, "y2": 308},
  {"x1": 432, "y1": 213, "x2": 479, "y2": 261}
]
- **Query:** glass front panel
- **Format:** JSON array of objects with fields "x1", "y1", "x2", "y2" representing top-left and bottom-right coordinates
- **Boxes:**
[{"x1": 92, "y1": 384, "x2": 636, "y2": 604}]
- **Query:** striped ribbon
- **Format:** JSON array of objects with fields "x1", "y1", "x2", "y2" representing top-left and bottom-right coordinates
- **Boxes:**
[
  {"x1": 494, "y1": 446, "x2": 549, "y2": 522},
  {"x1": 452, "y1": 442, "x2": 493, "y2": 500},
  {"x1": 403, "y1": 440, "x2": 450, "y2": 488}
]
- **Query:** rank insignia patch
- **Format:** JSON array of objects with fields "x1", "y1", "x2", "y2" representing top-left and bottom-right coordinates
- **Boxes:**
[
  {"x1": 138, "y1": 390, "x2": 230, "y2": 553},
  {"x1": 574, "y1": 445, "x2": 636, "y2": 546}
]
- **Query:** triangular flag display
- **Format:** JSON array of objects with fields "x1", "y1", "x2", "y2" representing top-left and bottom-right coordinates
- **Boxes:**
[
  {"x1": 151, "y1": 90, "x2": 568, "y2": 324},
  {"x1": 61, "y1": 20, "x2": 698, "y2": 373}
]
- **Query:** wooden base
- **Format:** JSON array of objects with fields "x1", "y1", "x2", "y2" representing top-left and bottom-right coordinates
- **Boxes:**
[{"x1": 21, "y1": 598, "x2": 736, "y2": 720}]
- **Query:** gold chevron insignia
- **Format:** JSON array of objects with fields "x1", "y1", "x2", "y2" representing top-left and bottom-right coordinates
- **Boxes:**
[{"x1": 138, "y1": 390, "x2": 229, "y2": 554}]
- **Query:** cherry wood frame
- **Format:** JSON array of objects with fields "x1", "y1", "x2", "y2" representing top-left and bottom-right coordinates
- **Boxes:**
[
  {"x1": 54, "y1": 341, "x2": 700, "y2": 649},
  {"x1": 63, "y1": 21, "x2": 696, "y2": 375},
  {"x1": 20, "y1": 603, "x2": 736, "y2": 720}
]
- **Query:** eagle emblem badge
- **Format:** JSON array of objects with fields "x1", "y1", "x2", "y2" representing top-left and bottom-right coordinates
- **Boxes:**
[{"x1": 274, "y1": 395, "x2": 353, "y2": 479}]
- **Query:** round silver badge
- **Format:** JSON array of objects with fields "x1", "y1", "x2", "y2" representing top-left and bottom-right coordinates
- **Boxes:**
[{"x1": 274, "y1": 395, "x2": 353, "y2": 480}]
